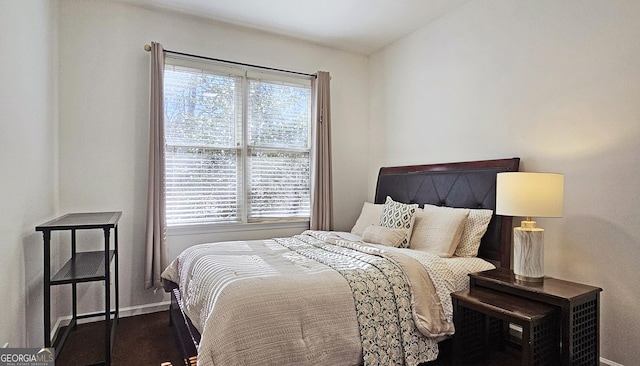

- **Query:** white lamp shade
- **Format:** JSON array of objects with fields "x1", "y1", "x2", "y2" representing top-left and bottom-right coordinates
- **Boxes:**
[{"x1": 496, "y1": 172, "x2": 564, "y2": 218}]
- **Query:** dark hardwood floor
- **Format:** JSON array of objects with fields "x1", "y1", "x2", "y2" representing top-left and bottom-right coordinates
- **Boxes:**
[{"x1": 55, "y1": 311, "x2": 183, "y2": 366}]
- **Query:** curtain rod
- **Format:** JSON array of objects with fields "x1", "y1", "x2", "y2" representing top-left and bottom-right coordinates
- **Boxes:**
[{"x1": 144, "y1": 44, "x2": 316, "y2": 78}]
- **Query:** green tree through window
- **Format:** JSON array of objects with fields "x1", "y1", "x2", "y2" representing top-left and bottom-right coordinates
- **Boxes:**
[{"x1": 164, "y1": 60, "x2": 312, "y2": 226}]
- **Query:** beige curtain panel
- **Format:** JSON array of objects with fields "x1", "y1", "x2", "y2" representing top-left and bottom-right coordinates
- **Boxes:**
[
  {"x1": 310, "y1": 71, "x2": 334, "y2": 231},
  {"x1": 144, "y1": 41, "x2": 168, "y2": 289}
]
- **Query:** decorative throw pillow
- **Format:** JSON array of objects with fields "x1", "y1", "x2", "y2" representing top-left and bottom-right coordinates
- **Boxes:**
[
  {"x1": 362, "y1": 225, "x2": 407, "y2": 248},
  {"x1": 350, "y1": 202, "x2": 384, "y2": 237},
  {"x1": 379, "y1": 196, "x2": 418, "y2": 248},
  {"x1": 422, "y1": 204, "x2": 493, "y2": 257},
  {"x1": 455, "y1": 208, "x2": 494, "y2": 257},
  {"x1": 409, "y1": 208, "x2": 469, "y2": 257}
]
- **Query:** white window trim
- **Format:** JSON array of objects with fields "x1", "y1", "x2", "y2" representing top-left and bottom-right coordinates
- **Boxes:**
[{"x1": 167, "y1": 219, "x2": 310, "y2": 236}]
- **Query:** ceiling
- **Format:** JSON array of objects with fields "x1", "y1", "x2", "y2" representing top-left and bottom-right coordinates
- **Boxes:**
[{"x1": 114, "y1": 0, "x2": 471, "y2": 54}]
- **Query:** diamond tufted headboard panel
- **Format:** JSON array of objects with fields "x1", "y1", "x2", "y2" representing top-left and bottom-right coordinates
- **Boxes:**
[{"x1": 374, "y1": 158, "x2": 520, "y2": 268}]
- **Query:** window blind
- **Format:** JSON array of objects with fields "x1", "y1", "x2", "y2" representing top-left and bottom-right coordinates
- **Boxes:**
[{"x1": 164, "y1": 58, "x2": 312, "y2": 226}]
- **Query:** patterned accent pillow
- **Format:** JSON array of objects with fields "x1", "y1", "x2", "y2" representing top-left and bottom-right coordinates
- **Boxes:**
[
  {"x1": 379, "y1": 196, "x2": 418, "y2": 248},
  {"x1": 422, "y1": 204, "x2": 493, "y2": 257},
  {"x1": 455, "y1": 208, "x2": 493, "y2": 257}
]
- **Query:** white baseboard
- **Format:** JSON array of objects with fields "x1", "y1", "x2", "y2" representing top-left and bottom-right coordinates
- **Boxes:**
[
  {"x1": 119, "y1": 300, "x2": 171, "y2": 318},
  {"x1": 601, "y1": 358, "x2": 624, "y2": 366},
  {"x1": 50, "y1": 301, "x2": 171, "y2": 341}
]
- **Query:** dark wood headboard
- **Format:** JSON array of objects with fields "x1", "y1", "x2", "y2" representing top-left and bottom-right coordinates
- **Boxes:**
[{"x1": 374, "y1": 158, "x2": 520, "y2": 268}]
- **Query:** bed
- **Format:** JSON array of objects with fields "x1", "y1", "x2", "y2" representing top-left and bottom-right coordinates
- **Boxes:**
[{"x1": 162, "y1": 157, "x2": 520, "y2": 366}]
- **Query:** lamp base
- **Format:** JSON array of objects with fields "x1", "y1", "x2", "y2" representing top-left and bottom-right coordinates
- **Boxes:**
[
  {"x1": 513, "y1": 223, "x2": 544, "y2": 282},
  {"x1": 515, "y1": 273, "x2": 544, "y2": 283}
]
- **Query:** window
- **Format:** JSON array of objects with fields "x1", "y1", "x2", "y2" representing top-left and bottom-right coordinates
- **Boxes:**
[{"x1": 163, "y1": 57, "x2": 312, "y2": 226}]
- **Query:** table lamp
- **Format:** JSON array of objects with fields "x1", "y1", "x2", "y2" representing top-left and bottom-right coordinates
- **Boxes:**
[{"x1": 496, "y1": 172, "x2": 564, "y2": 282}]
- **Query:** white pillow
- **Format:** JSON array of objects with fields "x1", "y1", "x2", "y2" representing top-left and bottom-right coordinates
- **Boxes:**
[
  {"x1": 379, "y1": 196, "x2": 418, "y2": 248},
  {"x1": 362, "y1": 225, "x2": 407, "y2": 248},
  {"x1": 409, "y1": 208, "x2": 469, "y2": 257},
  {"x1": 422, "y1": 204, "x2": 493, "y2": 257},
  {"x1": 350, "y1": 202, "x2": 384, "y2": 237}
]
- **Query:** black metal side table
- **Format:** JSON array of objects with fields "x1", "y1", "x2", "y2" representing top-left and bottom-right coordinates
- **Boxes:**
[{"x1": 36, "y1": 211, "x2": 121, "y2": 365}]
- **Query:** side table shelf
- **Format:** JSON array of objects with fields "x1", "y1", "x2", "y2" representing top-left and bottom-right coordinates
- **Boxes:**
[
  {"x1": 50, "y1": 251, "x2": 116, "y2": 284},
  {"x1": 36, "y1": 211, "x2": 122, "y2": 365}
]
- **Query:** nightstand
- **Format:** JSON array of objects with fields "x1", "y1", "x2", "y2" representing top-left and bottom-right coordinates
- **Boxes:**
[
  {"x1": 455, "y1": 268, "x2": 602, "y2": 366},
  {"x1": 452, "y1": 286, "x2": 560, "y2": 365}
]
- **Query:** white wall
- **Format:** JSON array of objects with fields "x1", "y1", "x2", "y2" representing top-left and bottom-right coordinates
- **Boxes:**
[
  {"x1": 369, "y1": 0, "x2": 640, "y2": 363},
  {"x1": 57, "y1": 0, "x2": 369, "y2": 313},
  {"x1": 14, "y1": 0, "x2": 633, "y2": 361},
  {"x1": 0, "y1": 0, "x2": 59, "y2": 347}
]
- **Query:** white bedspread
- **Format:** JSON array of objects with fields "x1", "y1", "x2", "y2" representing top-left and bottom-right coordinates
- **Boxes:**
[{"x1": 161, "y1": 231, "x2": 494, "y2": 366}]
